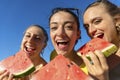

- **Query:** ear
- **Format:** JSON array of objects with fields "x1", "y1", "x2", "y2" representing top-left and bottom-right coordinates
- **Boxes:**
[{"x1": 114, "y1": 14, "x2": 120, "y2": 26}]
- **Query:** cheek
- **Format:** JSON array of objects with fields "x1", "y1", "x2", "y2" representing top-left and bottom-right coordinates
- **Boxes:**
[
  {"x1": 50, "y1": 32, "x2": 55, "y2": 41},
  {"x1": 20, "y1": 41, "x2": 24, "y2": 50},
  {"x1": 67, "y1": 31, "x2": 78, "y2": 39}
]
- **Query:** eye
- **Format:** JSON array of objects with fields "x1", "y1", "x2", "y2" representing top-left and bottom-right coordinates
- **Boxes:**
[
  {"x1": 24, "y1": 34, "x2": 30, "y2": 38},
  {"x1": 50, "y1": 26, "x2": 58, "y2": 31},
  {"x1": 66, "y1": 25, "x2": 73, "y2": 30},
  {"x1": 35, "y1": 36, "x2": 41, "y2": 40},
  {"x1": 83, "y1": 24, "x2": 89, "y2": 30},
  {"x1": 93, "y1": 18, "x2": 102, "y2": 25},
  {"x1": 65, "y1": 23, "x2": 74, "y2": 30}
]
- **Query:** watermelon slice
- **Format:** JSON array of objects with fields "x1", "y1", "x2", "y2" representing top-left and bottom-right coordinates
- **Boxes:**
[
  {"x1": 31, "y1": 55, "x2": 92, "y2": 80},
  {"x1": 77, "y1": 38, "x2": 117, "y2": 57},
  {"x1": 77, "y1": 38, "x2": 118, "y2": 74},
  {"x1": 0, "y1": 50, "x2": 35, "y2": 78}
]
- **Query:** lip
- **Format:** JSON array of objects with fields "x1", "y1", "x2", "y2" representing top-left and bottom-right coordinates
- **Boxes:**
[
  {"x1": 24, "y1": 45, "x2": 36, "y2": 56},
  {"x1": 56, "y1": 40, "x2": 69, "y2": 50},
  {"x1": 94, "y1": 33, "x2": 104, "y2": 39}
]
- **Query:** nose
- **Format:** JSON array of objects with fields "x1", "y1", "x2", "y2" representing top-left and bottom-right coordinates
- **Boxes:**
[
  {"x1": 28, "y1": 36, "x2": 34, "y2": 43},
  {"x1": 89, "y1": 25, "x2": 97, "y2": 37},
  {"x1": 57, "y1": 26, "x2": 66, "y2": 36}
]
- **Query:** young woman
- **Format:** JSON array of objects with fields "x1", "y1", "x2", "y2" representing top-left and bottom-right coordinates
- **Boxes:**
[
  {"x1": 0, "y1": 24, "x2": 48, "y2": 80},
  {"x1": 83, "y1": 0, "x2": 120, "y2": 80},
  {"x1": 49, "y1": 8, "x2": 82, "y2": 66}
]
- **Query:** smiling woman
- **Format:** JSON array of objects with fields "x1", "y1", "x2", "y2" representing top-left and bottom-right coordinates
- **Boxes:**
[
  {"x1": 0, "y1": 24, "x2": 48, "y2": 80},
  {"x1": 82, "y1": 0, "x2": 120, "y2": 80}
]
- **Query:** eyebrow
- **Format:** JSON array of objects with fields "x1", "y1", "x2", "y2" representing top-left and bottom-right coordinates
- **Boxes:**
[{"x1": 50, "y1": 21, "x2": 74, "y2": 25}]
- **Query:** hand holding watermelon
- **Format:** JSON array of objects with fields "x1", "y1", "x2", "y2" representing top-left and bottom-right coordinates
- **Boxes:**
[
  {"x1": 0, "y1": 50, "x2": 35, "y2": 79},
  {"x1": 0, "y1": 69, "x2": 14, "y2": 80},
  {"x1": 81, "y1": 50, "x2": 109, "y2": 80},
  {"x1": 77, "y1": 38, "x2": 117, "y2": 80}
]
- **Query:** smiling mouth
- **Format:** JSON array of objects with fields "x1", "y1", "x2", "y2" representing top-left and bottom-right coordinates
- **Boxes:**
[
  {"x1": 57, "y1": 42, "x2": 68, "y2": 45},
  {"x1": 94, "y1": 33, "x2": 104, "y2": 38},
  {"x1": 24, "y1": 46, "x2": 36, "y2": 55},
  {"x1": 56, "y1": 41, "x2": 69, "y2": 50}
]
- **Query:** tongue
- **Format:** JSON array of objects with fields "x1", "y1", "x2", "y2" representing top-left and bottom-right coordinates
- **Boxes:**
[
  {"x1": 58, "y1": 44, "x2": 68, "y2": 50},
  {"x1": 27, "y1": 48, "x2": 34, "y2": 52}
]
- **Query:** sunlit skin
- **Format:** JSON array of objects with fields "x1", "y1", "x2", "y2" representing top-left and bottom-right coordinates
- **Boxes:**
[
  {"x1": 50, "y1": 11, "x2": 80, "y2": 57},
  {"x1": 83, "y1": 5, "x2": 119, "y2": 47},
  {"x1": 21, "y1": 26, "x2": 47, "y2": 66},
  {"x1": 0, "y1": 26, "x2": 47, "y2": 80},
  {"x1": 82, "y1": 5, "x2": 120, "y2": 80}
]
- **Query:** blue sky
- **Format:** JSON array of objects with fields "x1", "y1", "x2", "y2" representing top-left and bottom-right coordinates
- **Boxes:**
[{"x1": 0, "y1": 0, "x2": 119, "y2": 62}]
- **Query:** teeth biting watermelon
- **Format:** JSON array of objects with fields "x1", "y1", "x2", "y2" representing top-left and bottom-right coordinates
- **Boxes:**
[
  {"x1": 31, "y1": 54, "x2": 92, "y2": 80},
  {"x1": 0, "y1": 50, "x2": 35, "y2": 78},
  {"x1": 77, "y1": 38, "x2": 118, "y2": 57},
  {"x1": 77, "y1": 38, "x2": 118, "y2": 74}
]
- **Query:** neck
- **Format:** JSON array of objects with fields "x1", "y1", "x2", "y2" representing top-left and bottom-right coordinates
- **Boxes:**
[
  {"x1": 64, "y1": 50, "x2": 75, "y2": 59},
  {"x1": 30, "y1": 55, "x2": 46, "y2": 67},
  {"x1": 64, "y1": 50, "x2": 83, "y2": 66},
  {"x1": 107, "y1": 47, "x2": 120, "y2": 69}
]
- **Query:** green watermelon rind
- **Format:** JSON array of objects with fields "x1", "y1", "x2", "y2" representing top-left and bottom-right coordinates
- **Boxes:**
[
  {"x1": 13, "y1": 64, "x2": 35, "y2": 78},
  {"x1": 101, "y1": 44, "x2": 117, "y2": 57},
  {"x1": 77, "y1": 44, "x2": 118, "y2": 58}
]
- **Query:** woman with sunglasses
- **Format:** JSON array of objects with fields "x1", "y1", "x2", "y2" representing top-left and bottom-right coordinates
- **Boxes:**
[{"x1": 49, "y1": 8, "x2": 82, "y2": 65}]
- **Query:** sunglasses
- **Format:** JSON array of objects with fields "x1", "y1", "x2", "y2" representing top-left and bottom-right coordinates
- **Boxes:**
[{"x1": 52, "y1": 7, "x2": 80, "y2": 18}]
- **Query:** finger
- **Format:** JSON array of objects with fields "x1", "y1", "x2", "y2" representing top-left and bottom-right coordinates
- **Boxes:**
[
  {"x1": 0, "y1": 70, "x2": 6, "y2": 75},
  {"x1": 95, "y1": 50, "x2": 109, "y2": 70},
  {"x1": 89, "y1": 51, "x2": 101, "y2": 67},
  {"x1": 81, "y1": 54, "x2": 94, "y2": 74},
  {"x1": 0, "y1": 71, "x2": 9, "y2": 80},
  {"x1": 88, "y1": 52, "x2": 104, "y2": 74},
  {"x1": 8, "y1": 73, "x2": 14, "y2": 80}
]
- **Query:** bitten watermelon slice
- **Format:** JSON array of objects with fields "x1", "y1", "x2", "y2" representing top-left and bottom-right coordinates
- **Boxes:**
[
  {"x1": 0, "y1": 50, "x2": 35, "y2": 78},
  {"x1": 77, "y1": 38, "x2": 118, "y2": 74},
  {"x1": 77, "y1": 38, "x2": 117, "y2": 57},
  {"x1": 31, "y1": 55, "x2": 92, "y2": 80}
]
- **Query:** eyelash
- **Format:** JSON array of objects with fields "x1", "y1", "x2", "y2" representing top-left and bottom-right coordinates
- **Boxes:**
[{"x1": 24, "y1": 34, "x2": 41, "y2": 41}]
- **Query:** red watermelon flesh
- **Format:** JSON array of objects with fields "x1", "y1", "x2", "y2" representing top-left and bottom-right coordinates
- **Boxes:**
[
  {"x1": 77, "y1": 38, "x2": 118, "y2": 57},
  {"x1": 31, "y1": 55, "x2": 92, "y2": 80},
  {"x1": 0, "y1": 50, "x2": 35, "y2": 78}
]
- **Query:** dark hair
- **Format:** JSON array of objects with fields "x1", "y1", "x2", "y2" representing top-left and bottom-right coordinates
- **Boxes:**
[
  {"x1": 49, "y1": 8, "x2": 81, "y2": 44},
  {"x1": 49, "y1": 7, "x2": 80, "y2": 31},
  {"x1": 25, "y1": 24, "x2": 48, "y2": 44},
  {"x1": 85, "y1": 0, "x2": 120, "y2": 17}
]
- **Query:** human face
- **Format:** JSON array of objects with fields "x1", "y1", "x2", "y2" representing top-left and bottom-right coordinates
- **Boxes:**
[
  {"x1": 50, "y1": 11, "x2": 80, "y2": 55},
  {"x1": 83, "y1": 5, "x2": 119, "y2": 45},
  {"x1": 21, "y1": 26, "x2": 46, "y2": 57}
]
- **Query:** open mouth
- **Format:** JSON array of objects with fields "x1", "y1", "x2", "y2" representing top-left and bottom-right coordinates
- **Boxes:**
[
  {"x1": 94, "y1": 33, "x2": 104, "y2": 39},
  {"x1": 24, "y1": 46, "x2": 36, "y2": 55},
  {"x1": 56, "y1": 41, "x2": 69, "y2": 50},
  {"x1": 57, "y1": 42, "x2": 68, "y2": 45}
]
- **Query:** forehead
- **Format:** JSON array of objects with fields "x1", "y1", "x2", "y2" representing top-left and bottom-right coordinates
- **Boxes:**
[
  {"x1": 50, "y1": 11, "x2": 76, "y2": 23},
  {"x1": 25, "y1": 26, "x2": 43, "y2": 35},
  {"x1": 83, "y1": 5, "x2": 107, "y2": 21}
]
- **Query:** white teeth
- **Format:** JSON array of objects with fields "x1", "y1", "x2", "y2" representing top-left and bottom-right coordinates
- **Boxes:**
[
  {"x1": 26, "y1": 45, "x2": 35, "y2": 49},
  {"x1": 94, "y1": 33, "x2": 102, "y2": 38},
  {"x1": 57, "y1": 40, "x2": 68, "y2": 43}
]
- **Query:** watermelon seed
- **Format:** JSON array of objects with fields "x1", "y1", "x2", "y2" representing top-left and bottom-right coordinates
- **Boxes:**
[
  {"x1": 67, "y1": 64, "x2": 71, "y2": 68},
  {"x1": 70, "y1": 62, "x2": 73, "y2": 65}
]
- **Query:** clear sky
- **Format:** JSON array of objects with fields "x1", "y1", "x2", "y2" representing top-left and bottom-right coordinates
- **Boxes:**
[{"x1": 0, "y1": 0, "x2": 119, "y2": 62}]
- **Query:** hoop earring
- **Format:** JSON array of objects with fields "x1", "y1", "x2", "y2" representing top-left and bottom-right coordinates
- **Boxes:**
[{"x1": 116, "y1": 25, "x2": 120, "y2": 34}]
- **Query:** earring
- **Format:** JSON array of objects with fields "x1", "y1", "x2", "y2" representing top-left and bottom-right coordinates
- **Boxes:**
[{"x1": 116, "y1": 24, "x2": 120, "y2": 34}]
